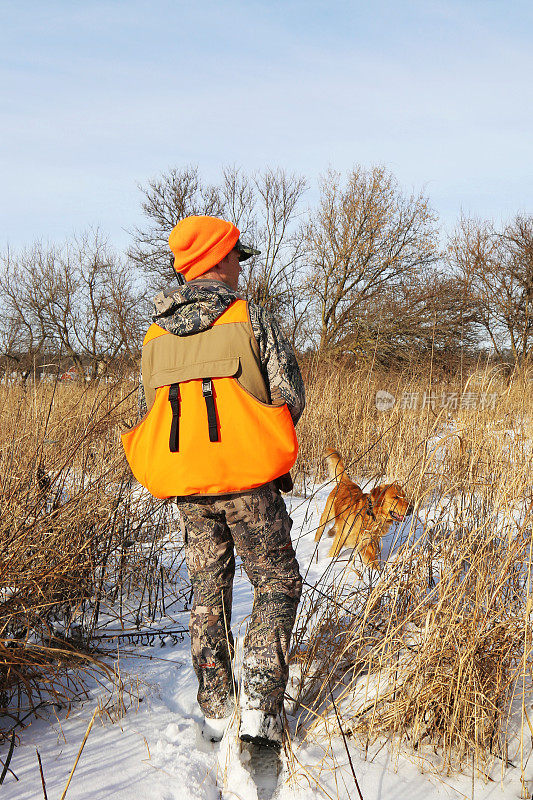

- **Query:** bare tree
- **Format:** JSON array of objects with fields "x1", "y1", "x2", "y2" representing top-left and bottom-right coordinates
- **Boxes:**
[
  {"x1": 450, "y1": 215, "x2": 533, "y2": 366},
  {"x1": 220, "y1": 165, "x2": 256, "y2": 237},
  {"x1": 128, "y1": 165, "x2": 225, "y2": 289},
  {"x1": 347, "y1": 268, "x2": 479, "y2": 367},
  {"x1": 222, "y1": 166, "x2": 309, "y2": 337},
  {"x1": 0, "y1": 233, "x2": 144, "y2": 379},
  {"x1": 70, "y1": 231, "x2": 145, "y2": 375},
  {"x1": 0, "y1": 246, "x2": 52, "y2": 378},
  {"x1": 305, "y1": 166, "x2": 440, "y2": 356},
  {"x1": 129, "y1": 164, "x2": 308, "y2": 336},
  {"x1": 240, "y1": 168, "x2": 307, "y2": 315}
]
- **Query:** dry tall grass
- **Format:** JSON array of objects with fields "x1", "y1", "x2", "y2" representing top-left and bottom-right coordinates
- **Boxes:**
[
  {"x1": 290, "y1": 357, "x2": 533, "y2": 783},
  {"x1": 0, "y1": 379, "x2": 182, "y2": 741},
  {"x1": 1, "y1": 359, "x2": 531, "y2": 788}
]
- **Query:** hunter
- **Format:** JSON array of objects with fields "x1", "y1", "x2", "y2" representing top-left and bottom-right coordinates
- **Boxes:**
[{"x1": 123, "y1": 215, "x2": 304, "y2": 749}]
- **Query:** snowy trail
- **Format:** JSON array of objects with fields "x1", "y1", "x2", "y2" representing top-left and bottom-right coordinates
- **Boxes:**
[{"x1": 1, "y1": 486, "x2": 530, "y2": 799}]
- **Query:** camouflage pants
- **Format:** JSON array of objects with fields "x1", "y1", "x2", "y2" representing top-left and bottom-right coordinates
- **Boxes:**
[{"x1": 177, "y1": 482, "x2": 302, "y2": 719}]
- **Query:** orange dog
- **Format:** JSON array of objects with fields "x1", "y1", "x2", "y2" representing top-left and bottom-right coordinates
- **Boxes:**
[{"x1": 315, "y1": 449, "x2": 412, "y2": 567}]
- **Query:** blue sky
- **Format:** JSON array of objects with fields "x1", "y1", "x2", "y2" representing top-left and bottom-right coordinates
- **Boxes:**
[{"x1": 1, "y1": 0, "x2": 532, "y2": 251}]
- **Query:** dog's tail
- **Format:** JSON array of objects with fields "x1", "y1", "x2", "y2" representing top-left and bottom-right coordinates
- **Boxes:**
[{"x1": 325, "y1": 448, "x2": 349, "y2": 484}]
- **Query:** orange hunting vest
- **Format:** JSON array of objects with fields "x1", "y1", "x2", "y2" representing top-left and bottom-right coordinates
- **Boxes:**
[{"x1": 121, "y1": 299, "x2": 298, "y2": 498}]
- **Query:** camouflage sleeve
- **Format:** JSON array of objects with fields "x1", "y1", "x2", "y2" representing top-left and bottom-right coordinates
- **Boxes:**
[
  {"x1": 138, "y1": 369, "x2": 147, "y2": 418},
  {"x1": 248, "y1": 303, "x2": 306, "y2": 425}
]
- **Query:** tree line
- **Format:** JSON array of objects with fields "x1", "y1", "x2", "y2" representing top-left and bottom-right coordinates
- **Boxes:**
[{"x1": 1, "y1": 164, "x2": 531, "y2": 379}]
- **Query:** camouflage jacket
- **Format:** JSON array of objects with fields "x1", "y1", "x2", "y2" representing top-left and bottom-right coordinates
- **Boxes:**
[{"x1": 138, "y1": 279, "x2": 305, "y2": 424}]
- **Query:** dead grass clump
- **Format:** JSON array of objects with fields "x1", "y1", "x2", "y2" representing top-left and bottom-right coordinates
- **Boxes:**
[
  {"x1": 0, "y1": 379, "x2": 182, "y2": 741},
  {"x1": 292, "y1": 359, "x2": 532, "y2": 778},
  {"x1": 293, "y1": 513, "x2": 532, "y2": 774},
  {"x1": 294, "y1": 357, "x2": 532, "y2": 493}
]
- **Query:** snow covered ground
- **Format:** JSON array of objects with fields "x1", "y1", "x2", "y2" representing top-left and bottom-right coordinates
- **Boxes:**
[{"x1": 2, "y1": 486, "x2": 531, "y2": 800}]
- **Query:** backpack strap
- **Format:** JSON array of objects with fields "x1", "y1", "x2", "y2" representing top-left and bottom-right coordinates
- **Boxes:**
[
  {"x1": 168, "y1": 383, "x2": 180, "y2": 452},
  {"x1": 202, "y1": 379, "x2": 219, "y2": 442}
]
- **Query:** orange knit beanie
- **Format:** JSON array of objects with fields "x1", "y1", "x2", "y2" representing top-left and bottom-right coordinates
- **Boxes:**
[{"x1": 168, "y1": 216, "x2": 240, "y2": 281}]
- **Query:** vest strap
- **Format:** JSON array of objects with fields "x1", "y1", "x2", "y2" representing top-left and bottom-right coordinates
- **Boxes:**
[
  {"x1": 168, "y1": 383, "x2": 180, "y2": 452},
  {"x1": 202, "y1": 379, "x2": 219, "y2": 442}
]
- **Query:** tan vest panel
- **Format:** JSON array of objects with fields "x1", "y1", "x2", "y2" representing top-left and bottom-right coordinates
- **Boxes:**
[{"x1": 141, "y1": 311, "x2": 269, "y2": 413}]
